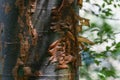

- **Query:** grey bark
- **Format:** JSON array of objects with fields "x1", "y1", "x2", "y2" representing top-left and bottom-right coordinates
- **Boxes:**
[
  {"x1": 29, "y1": 0, "x2": 79, "y2": 80},
  {"x1": 0, "y1": 0, "x2": 20, "y2": 80},
  {"x1": 0, "y1": 0, "x2": 79, "y2": 80}
]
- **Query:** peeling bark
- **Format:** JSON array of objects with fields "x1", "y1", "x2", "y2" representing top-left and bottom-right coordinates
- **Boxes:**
[
  {"x1": 13, "y1": 0, "x2": 39, "y2": 79},
  {"x1": 29, "y1": 0, "x2": 80, "y2": 80},
  {"x1": 0, "y1": 0, "x2": 92, "y2": 80}
]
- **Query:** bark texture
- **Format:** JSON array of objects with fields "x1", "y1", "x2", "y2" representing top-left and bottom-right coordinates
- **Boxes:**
[
  {"x1": 0, "y1": 0, "x2": 19, "y2": 80},
  {"x1": 1, "y1": 0, "x2": 84, "y2": 80},
  {"x1": 30, "y1": 0, "x2": 80, "y2": 80}
]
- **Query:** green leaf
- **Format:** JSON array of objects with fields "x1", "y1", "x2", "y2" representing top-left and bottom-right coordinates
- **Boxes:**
[
  {"x1": 118, "y1": 4, "x2": 120, "y2": 7},
  {"x1": 114, "y1": 4, "x2": 117, "y2": 8},
  {"x1": 100, "y1": 67, "x2": 116, "y2": 77},
  {"x1": 106, "y1": 46, "x2": 110, "y2": 51},
  {"x1": 102, "y1": 3, "x2": 105, "y2": 8},
  {"x1": 91, "y1": 28, "x2": 100, "y2": 32},
  {"x1": 104, "y1": 0, "x2": 113, "y2": 5},
  {"x1": 115, "y1": 42, "x2": 120, "y2": 48},
  {"x1": 94, "y1": 38, "x2": 101, "y2": 43},
  {"x1": 94, "y1": 59, "x2": 101, "y2": 65},
  {"x1": 98, "y1": 72, "x2": 106, "y2": 78},
  {"x1": 106, "y1": 11, "x2": 112, "y2": 16}
]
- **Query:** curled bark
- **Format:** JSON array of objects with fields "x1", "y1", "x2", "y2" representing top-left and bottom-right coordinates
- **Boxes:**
[
  {"x1": 1, "y1": 0, "x2": 93, "y2": 80},
  {"x1": 13, "y1": 0, "x2": 39, "y2": 79}
]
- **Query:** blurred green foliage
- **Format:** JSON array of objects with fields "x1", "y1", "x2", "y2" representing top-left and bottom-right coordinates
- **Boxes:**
[{"x1": 80, "y1": 0, "x2": 120, "y2": 80}]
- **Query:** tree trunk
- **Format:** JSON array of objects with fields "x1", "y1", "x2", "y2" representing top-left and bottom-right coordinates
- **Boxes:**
[
  {"x1": 1, "y1": 0, "x2": 81, "y2": 80},
  {"x1": 31, "y1": 0, "x2": 80, "y2": 80},
  {"x1": 0, "y1": 0, "x2": 19, "y2": 80}
]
